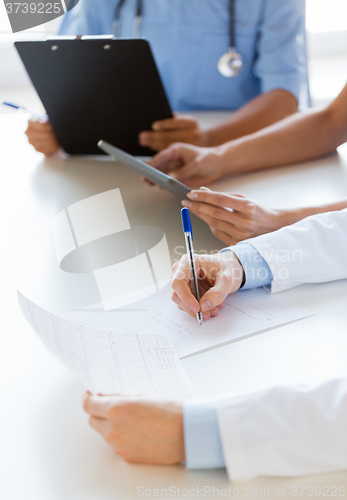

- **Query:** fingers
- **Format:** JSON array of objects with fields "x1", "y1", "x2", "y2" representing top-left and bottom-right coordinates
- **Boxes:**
[
  {"x1": 182, "y1": 198, "x2": 240, "y2": 226},
  {"x1": 139, "y1": 131, "x2": 184, "y2": 151},
  {"x1": 147, "y1": 144, "x2": 186, "y2": 173},
  {"x1": 26, "y1": 133, "x2": 60, "y2": 154},
  {"x1": 171, "y1": 291, "x2": 210, "y2": 320},
  {"x1": 171, "y1": 256, "x2": 200, "y2": 317},
  {"x1": 139, "y1": 132, "x2": 197, "y2": 152},
  {"x1": 89, "y1": 416, "x2": 114, "y2": 440},
  {"x1": 182, "y1": 200, "x2": 245, "y2": 243},
  {"x1": 165, "y1": 161, "x2": 218, "y2": 186},
  {"x1": 181, "y1": 190, "x2": 261, "y2": 242},
  {"x1": 139, "y1": 118, "x2": 202, "y2": 151},
  {"x1": 187, "y1": 190, "x2": 253, "y2": 213},
  {"x1": 172, "y1": 253, "x2": 243, "y2": 317},
  {"x1": 171, "y1": 254, "x2": 242, "y2": 320},
  {"x1": 147, "y1": 143, "x2": 200, "y2": 175},
  {"x1": 209, "y1": 303, "x2": 225, "y2": 318},
  {"x1": 26, "y1": 117, "x2": 52, "y2": 131},
  {"x1": 25, "y1": 118, "x2": 60, "y2": 155},
  {"x1": 171, "y1": 289, "x2": 223, "y2": 321},
  {"x1": 83, "y1": 393, "x2": 111, "y2": 419},
  {"x1": 169, "y1": 162, "x2": 201, "y2": 185},
  {"x1": 152, "y1": 115, "x2": 198, "y2": 131},
  {"x1": 199, "y1": 259, "x2": 243, "y2": 312}
]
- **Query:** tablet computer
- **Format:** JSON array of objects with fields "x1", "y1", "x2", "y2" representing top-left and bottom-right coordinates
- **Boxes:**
[
  {"x1": 98, "y1": 140, "x2": 190, "y2": 199},
  {"x1": 15, "y1": 37, "x2": 172, "y2": 156}
]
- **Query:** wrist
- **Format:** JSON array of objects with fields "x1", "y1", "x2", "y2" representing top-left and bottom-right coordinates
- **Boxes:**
[
  {"x1": 216, "y1": 141, "x2": 246, "y2": 177},
  {"x1": 198, "y1": 129, "x2": 212, "y2": 147},
  {"x1": 233, "y1": 257, "x2": 246, "y2": 289},
  {"x1": 275, "y1": 208, "x2": 309, "y2": 228},
  {"x1": 172, "y1": 405, "x2": 186, "y2": 463},
  {"x1": 219, "y1": 250, "x2": 244, "y2": 292}
]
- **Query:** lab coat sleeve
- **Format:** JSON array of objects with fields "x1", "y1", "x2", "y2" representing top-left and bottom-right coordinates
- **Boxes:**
[
  {"x1": 216, "y1": 378, "x2": 347, "y2": 481},
  {"x1": 240, "y1": 209, "x2": 347, "y2": 293},
  {"x1": 221, "y1": 243, "x2": 273, "y2": 289},
  {"x1": 253, "y1": 0, "x2": 307, "y2": 103}
]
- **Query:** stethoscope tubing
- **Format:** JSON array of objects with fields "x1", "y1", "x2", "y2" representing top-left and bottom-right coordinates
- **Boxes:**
[
  {"x1": 113, "y1": 0, "x2": 237, "y2": 50},
  {"x1": 68, "y1": 0, "x2": 244, "y2": 78}
]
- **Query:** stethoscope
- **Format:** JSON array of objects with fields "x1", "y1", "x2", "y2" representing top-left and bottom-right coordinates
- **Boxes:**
[
  {"x1": 113, "y1": 0, "x2": 244, "y2": 78},
  {"x1": 217, "y1": 0, "x2": 244, "y2": 77}
]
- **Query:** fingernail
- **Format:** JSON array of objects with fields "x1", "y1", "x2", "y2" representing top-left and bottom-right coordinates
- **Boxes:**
[
  {"x1": 182, "y1": 200, "x2": 192, "y2": 208},
  {"x1": 201, "y1": 299, "x2": 212, "y2": 312},
  {"x1": 200, "y1": 186, "x2": 209, "y2": 191},
  {"x1": 152, "y1": 122, "x2": 160, "y2": 130},
  {"x1": 190, "y1": 304, "x2": 199, "y2": 314},
  {"x1": 187, "y1": 191, "x2": 198, "y2": 200}
]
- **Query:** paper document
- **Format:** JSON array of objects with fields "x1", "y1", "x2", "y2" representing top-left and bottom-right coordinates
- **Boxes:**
[
  {"x1": 18, "y1": 292, "x2": 194, "y2": 399},
  {"x1": 65, "y1": 286, "x2": 313, "y2": 358}
]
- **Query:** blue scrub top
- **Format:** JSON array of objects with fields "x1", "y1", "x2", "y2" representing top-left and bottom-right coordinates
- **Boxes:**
[{"x1": 59, "y1": 0, "x2": 308, "y2": 112}]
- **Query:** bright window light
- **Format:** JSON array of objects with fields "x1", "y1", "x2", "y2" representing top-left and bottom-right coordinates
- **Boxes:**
[{"x1": 306, "y1": 0, "x2": 347, "y2": 33}]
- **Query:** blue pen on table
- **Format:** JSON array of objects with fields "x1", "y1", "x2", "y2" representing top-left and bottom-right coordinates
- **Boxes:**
[
  {"x1": 181, "y1": 207, "x2": 203, "y2": 326},
  {"x1": 2, "y1": 101, "x2": 47, "y2": 120}
]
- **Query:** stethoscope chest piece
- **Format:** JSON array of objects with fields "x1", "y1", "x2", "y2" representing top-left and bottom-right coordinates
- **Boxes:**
[{"x1": 218, "y1": 48, "x2": 244, "y2": 78}]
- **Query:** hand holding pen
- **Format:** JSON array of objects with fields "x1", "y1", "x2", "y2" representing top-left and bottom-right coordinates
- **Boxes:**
[
  {"x1": 180, "y1": 208, "x2": 203, "y2": 325},
  {"x1": 3, "y1": 102, "x2": 60, "y2": 156},
  {"x1": 173, "y1": 212, "x2": 245, "y2": 321},
  {"x1": 2, "y1": 101, "x2": 47, "y2": 120}
]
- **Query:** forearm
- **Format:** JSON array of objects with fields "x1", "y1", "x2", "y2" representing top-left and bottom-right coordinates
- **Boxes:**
[
  {"x1": 217, "y1": 93, "x2": 347, "y2": 176},
  {"x1": 203, "y1": 89, "x2": 298, "y2": 147},
  {"x1": 277, "y1": 199, "x2": 347, "y2": 228}
]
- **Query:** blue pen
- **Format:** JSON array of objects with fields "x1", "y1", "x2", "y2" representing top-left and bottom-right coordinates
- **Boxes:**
[
  {"x1": 181, "y1": 208, "x2": 203, "y2": 326},
  {"x1": 2, "y1": 102, "x2": 47, "y2": 120}
]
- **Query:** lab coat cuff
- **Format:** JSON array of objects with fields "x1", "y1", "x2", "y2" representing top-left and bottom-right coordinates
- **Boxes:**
[
  {"x1": 221, "y1": 243, "x2": 273, "y2": 290},
  {"x1": 183, "y1": 400, "x2": 225, "y2": 469}
]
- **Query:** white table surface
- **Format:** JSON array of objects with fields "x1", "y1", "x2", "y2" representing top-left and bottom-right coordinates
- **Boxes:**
[{"x1": 1, "y1": 114, "x2": 347, "y2": 500}]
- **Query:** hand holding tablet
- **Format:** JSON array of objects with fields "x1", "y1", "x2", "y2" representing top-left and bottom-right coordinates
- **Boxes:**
[{"x1": 98, "y1": 140, "x2": 190, "y2": 199}]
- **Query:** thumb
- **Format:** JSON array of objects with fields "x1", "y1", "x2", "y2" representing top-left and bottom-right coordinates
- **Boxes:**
[
  {"x1": 171, "y1": 160, "x2": 200, "y2": 183},
  {"x1": 147, "y1": 145, "x2": 183, "y2": 172},
  {"x1": 199, "y1": 265, "x2": 243, "y2": 312}
]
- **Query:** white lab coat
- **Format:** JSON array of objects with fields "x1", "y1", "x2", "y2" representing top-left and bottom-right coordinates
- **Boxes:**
[
  {"x1": 216, "y1": 209, "x2": 347, "y2": 480},
  {"x1": 250, "y1": 208, "x2": 347, "y2": 293}
]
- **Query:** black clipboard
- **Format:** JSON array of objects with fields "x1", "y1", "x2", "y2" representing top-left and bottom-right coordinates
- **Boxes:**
[{"x1": 15, "y1": 37, "x2": 173, "y2": 156}]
